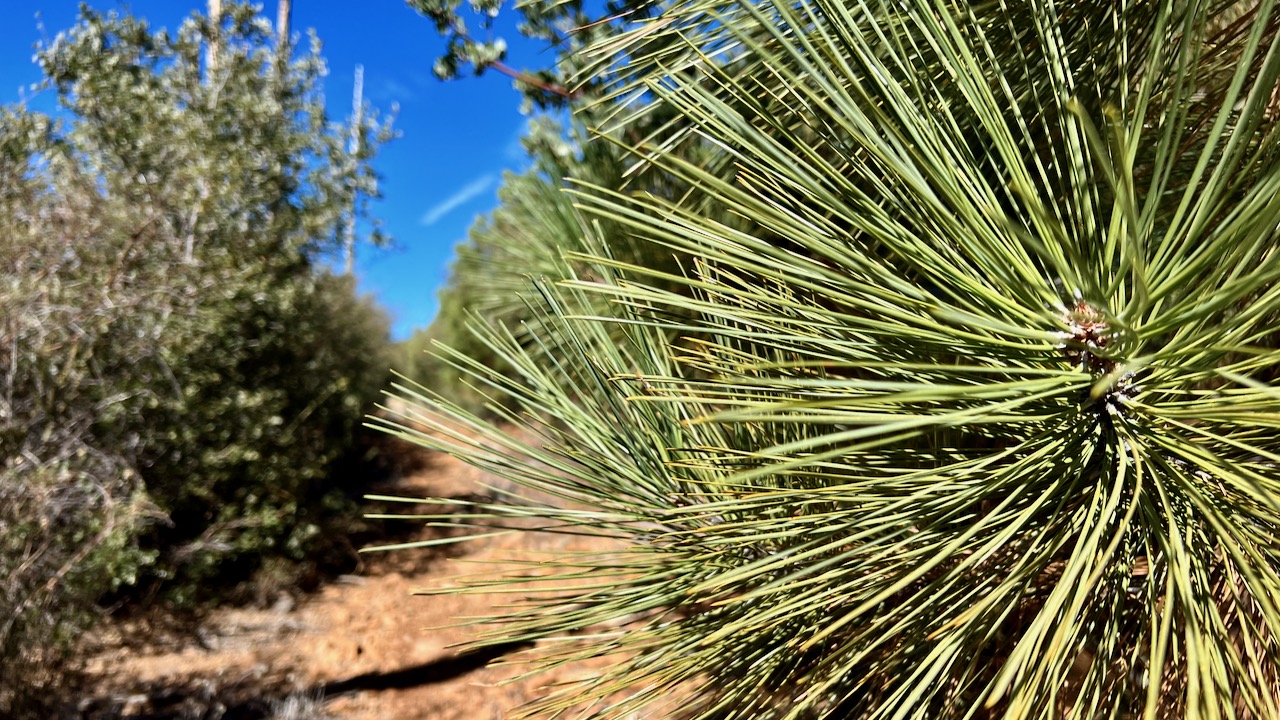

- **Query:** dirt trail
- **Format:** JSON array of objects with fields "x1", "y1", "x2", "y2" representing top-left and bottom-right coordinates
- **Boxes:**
[{"x1": 74, "y1": 445, "x2": 620, "y2": 720}]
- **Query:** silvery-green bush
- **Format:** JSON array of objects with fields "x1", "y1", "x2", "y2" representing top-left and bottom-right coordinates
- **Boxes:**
[{"x1": 1, "y1": 5, "x2": 392, "y2": 714}]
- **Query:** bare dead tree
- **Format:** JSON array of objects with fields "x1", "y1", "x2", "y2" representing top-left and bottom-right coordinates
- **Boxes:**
[
  {"x1": 277, "y1": 0, "x2": 291, "y2": 44},
  {"x1": 205, "y1": 0, "x2": 223, "y2": 81},
  {"x1": 344, "y1": 64, "x2": 363, "y2": 276},
  {"x1": 274, "y1": 0, "x2": 292, "y2": 84}
]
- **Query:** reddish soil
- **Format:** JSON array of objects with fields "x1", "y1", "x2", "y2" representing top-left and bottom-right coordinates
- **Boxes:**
[{"x1": 73, "y1": 442, "x2": 623, "y2": 720}]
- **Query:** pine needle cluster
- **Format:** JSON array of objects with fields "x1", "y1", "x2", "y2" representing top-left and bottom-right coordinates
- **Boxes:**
[{"x1": 376, "y1": 1, "x2": 1280, "y2": 717}]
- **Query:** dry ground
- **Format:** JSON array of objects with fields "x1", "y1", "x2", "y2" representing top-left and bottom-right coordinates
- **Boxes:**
[{"x1": 70, "y1": 440, "x2": 625, "y2": 720}]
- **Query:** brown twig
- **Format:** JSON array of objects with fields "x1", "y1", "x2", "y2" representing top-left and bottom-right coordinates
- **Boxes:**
[
  {"x1": 486, "y1": 60, "x2": 579, "y2": 100},
  {"x1": 450, "y1": 21, "x2": 580, "y2": 100}
]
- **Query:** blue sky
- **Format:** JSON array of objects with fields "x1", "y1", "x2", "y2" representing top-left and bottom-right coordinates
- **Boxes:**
[{"x1": 0, "y1": 1, "x2": 547, "y2": 339}]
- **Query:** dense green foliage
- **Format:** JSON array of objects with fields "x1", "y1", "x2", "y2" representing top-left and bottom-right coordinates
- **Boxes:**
[
  {"x1": 383, "y1": 0, "x2": 1280, "y2": 717},
  {"x1": 0, "y1": 5, "x2": 393, "y2": 713}
]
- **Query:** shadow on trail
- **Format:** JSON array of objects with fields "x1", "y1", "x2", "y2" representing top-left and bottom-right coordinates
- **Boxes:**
[
  {"x1": 318, "y1": 639, "x2": 536, "y2": 696},
  {"x1": 69, "y1": 641, "x2": 535, "y2": 719}
]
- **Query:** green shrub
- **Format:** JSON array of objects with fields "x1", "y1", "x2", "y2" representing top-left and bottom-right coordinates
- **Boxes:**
[
  {"x1": 379, "y1": 0, "x2": 1280, "y2": 717},
  {"x1": 137, "y1": 270, "x2": 393, "y2": 603},
  {"x1": 0, "y1": 110, "x2": 160, "y2": 714},
  {"x1": 0, "y1": 5, "x2": 393, "y2": 712}
]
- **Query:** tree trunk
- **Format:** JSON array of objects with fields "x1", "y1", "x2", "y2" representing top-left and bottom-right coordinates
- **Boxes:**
[
  {"x1": 276, "y1": 0, "x2": 292, "y2": 45},
  {"x1": 344, "y1": 64, "x2": 364, "y2": 276},
  {"x1": 274, "y1": 0, "x2": 293, "y2": 84},
  {"x1": 205, "y1": 0, "x2": 223, "y2": 82}
]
